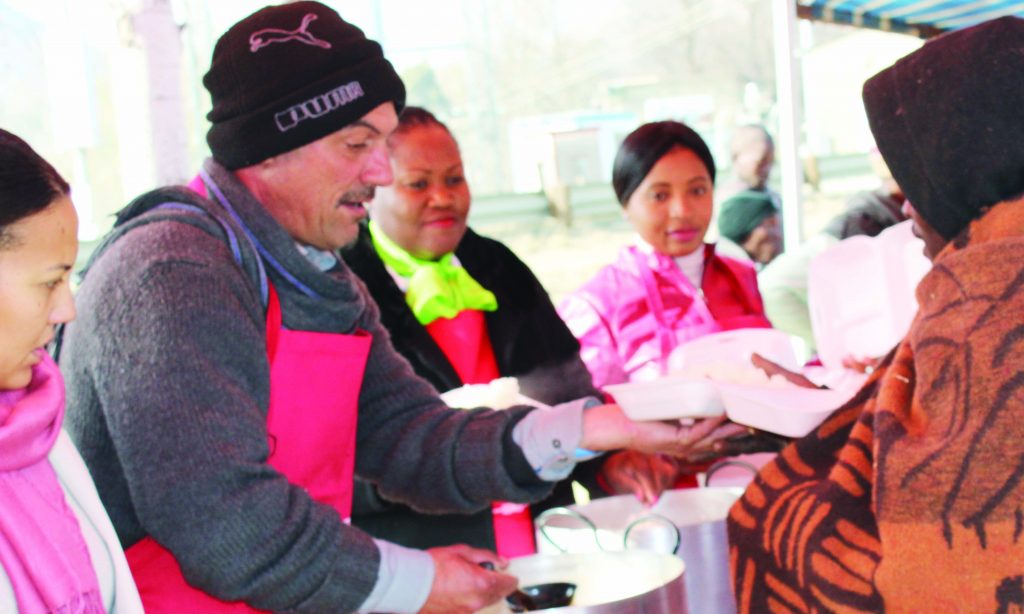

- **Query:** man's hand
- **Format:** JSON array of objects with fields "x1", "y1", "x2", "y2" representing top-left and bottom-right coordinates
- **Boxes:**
[
  {"x1": 579, "y1": 404, "x2": 748, "y2": 457},
  {"x1": 419, "y1": 545, "x2": 518, "y2": 614},
  {"x1": 599, "y1": 450, "x2": 679, "y2": 506}
]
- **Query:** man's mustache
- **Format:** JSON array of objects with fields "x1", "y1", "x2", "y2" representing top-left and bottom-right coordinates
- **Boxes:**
[{"x1": 340, "y1": 187, "x2": 376, "y2": 203}]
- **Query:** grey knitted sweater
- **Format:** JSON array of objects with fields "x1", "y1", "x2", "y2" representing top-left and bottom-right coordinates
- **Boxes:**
[{"x1": 59, "y1": 160, "x2": 553, "y2": 612}]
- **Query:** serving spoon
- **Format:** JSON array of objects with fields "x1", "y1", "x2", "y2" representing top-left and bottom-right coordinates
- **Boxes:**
[{"x1": 477, "y1": 562, "x2": 539, "y2": 610}]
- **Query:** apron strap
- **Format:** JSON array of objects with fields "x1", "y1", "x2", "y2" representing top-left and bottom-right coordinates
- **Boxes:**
[
  {"x1": 265, "y1": 283, "x2": 282, "y2": 363},
  {"x1": 633, "y1": 250, "x2": 677, "y2": 373},
  {"x1": 198, "y1": 169, "x2": 322, "y2": 300}
]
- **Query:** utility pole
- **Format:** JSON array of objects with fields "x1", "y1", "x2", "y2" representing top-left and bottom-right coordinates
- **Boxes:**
[
  {"x1": 772, "y1": 0, "x2": 806, "y2": 249},
  {"x1": 133, "y1": 0, "x2": 190, "y2": 185}
]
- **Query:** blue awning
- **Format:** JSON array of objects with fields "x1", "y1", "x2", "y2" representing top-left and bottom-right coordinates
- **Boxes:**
[{"x1": 797, "y1": 0, "x2": 1024, "y2": 37}]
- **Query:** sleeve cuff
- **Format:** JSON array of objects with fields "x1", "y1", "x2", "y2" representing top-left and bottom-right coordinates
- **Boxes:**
[
  {"x1": 512, "y1": 396, "x2": 602, "y2": 481},
  {"x1": 357, "y1": 540, "x2": 435, "y2": 614}
]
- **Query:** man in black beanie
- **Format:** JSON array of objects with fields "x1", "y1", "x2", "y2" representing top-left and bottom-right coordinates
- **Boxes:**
[{"x1": 58, "y1": 3, "x2": 721, "y2": 613}]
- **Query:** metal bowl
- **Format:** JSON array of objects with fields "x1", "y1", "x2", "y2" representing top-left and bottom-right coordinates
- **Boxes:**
[
  {"x1": 478, "y1": 551, "x2": 686, "y2": 613},
  {"x1": 534, "y1": 487, "x2": 745, "y2": 614}
]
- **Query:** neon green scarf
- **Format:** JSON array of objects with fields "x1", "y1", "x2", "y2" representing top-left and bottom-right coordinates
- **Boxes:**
[{"x1": 369, "y1": 220, "x2": 498, "y2": 325}]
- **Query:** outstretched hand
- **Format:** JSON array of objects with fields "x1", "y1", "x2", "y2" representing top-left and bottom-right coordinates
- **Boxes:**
[
  {"x1": 579, "y1": 404, "x2": 748, "y2": 458},
  {"x1": 599, "y1": 450, "x2": 679, "y2": 506}
]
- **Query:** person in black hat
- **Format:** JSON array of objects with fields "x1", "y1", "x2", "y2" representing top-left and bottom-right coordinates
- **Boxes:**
[
  {"x1": 715, "y1": 189, "x2": 784, "y2": 267},
  {"x1": 57, "y1": 3, "x2": 728, "y2": 613},
  {"x1": 728, "y1": 16, "x2": 1024, "y2": 612}
]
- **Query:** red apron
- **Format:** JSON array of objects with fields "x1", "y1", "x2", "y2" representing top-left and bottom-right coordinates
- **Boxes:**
[
  {"x1": 426, "y1": 310, "x2": 500, "y2": 386},
  {"x1": 125, "y1": 283, "x2": 372, "y2": 612},
  {"x1": 426, "y1": 310, "x2": 536, "y2": 558}
]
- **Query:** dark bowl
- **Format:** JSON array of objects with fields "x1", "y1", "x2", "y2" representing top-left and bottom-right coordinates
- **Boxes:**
[{"x1": 507, "y1": 582, "x2": 576, "y2": 611}]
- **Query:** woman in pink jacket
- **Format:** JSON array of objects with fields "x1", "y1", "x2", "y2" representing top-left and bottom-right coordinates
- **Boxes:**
[{"x1": 559, "y1": 121, "x2": 772, "y2": 389}]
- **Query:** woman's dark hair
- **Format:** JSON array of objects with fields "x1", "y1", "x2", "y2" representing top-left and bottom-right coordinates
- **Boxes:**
[
  {"x1": 0, "y1": 129, "x2": 70, "y2": 249},
  {"x1": 612, "y1": 120, "x2": 716, "y2": 206},
  {"x1": 395, "y1": 105, "x2": 452, "y2": 137}
]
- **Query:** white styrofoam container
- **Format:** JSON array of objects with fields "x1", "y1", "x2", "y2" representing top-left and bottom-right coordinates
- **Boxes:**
[
  {"x1": 718, "y1": 382, "x2": 851, "y2": 438},
  {"x1": 808, "y1": 220, "x2": 930, "y2": 371},
  {"x1": 439, "y1": 377, "x2": 548, "y2": 410},
  {"x1": 667, "y1": 327, "x2": 807, "y2": 375},
  {"x1": 605, "y1": 377, "x2": 724, "y2": 421}
]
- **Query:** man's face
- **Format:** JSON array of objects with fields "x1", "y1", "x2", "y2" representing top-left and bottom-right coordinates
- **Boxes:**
[
  {"x1": 255, "y1": 102, "x2": 399, "y2": 251},
  {"x1": 742, "y1": 213, "x2": 783, "y2": 265},
  {"x1": 734, "y1": 140, "x2": 774, "y2": 189}
]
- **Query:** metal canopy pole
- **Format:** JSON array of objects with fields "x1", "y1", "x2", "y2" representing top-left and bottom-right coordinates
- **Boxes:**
[{"x1": 772, "y1": 0, "x2": 806, "y2": 248}]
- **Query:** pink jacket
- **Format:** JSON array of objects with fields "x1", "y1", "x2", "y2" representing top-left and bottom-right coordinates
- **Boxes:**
[{"x1": 558, "y1": 243, "x2": 771, "y2": 388}]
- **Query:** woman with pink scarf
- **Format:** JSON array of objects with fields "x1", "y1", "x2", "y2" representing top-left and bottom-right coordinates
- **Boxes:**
[{"x1": 0, "y1": 129, "x2": 142, "y2": 613}]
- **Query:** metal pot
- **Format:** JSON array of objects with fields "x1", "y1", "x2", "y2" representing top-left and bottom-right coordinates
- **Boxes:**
[
  {"x1": 533, "y1": 487, "x2": 744, "y2": 614},
  {"x1": 477, "y1": 551, "x2": 686, "y2": 613}
]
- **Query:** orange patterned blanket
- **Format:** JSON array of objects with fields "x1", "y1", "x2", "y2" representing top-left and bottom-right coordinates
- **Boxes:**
[{"x1": 728, "y1": 198, "x2": 1024, "y2": 613}]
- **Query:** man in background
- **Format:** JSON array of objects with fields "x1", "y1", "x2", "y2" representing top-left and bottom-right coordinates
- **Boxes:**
[{"x1": 714, "y1": 189, "x2": 783, "y2": 268}]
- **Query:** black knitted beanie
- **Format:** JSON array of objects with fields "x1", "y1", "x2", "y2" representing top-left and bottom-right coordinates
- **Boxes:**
[
  {"x1": 862, "y1": 16, "x2": 1024, "y2": 240},
  {"x1": 203, "y1": 1, "x2": 406, "y2": 170},
  {"x1": 717, "y1": 189, "x2": 778, "y2": 243}
]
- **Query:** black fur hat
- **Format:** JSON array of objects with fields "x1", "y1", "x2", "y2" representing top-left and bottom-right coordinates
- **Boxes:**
[{"x1": 863, "y1": 16, "x2": 1024, "y2": 240}]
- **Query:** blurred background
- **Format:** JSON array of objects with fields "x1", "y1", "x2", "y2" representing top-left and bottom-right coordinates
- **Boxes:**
[{"x1": 0, "y1": 0, "x2": 923, "y2": 300}]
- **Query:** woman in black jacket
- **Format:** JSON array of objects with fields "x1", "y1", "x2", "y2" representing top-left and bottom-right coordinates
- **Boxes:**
[{"x1": 343, "y1": 107, "x2": 682, "y2": 554}]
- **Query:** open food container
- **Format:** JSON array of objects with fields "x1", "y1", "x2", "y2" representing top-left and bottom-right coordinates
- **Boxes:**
[
  {"x1": 667, "y1": 328, "x2": 807, "y2": 376},
  {"x1": 808, "y1": 220, "x2": 929, "y2": 371}
]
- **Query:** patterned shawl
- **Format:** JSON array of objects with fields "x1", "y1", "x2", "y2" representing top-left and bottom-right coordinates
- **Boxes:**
[{"x1": 728, "y1": 197, "x2": 1024, "y2": 613}]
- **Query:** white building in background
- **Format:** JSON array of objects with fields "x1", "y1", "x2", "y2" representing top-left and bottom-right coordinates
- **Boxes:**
[
  {"x1": 801, "y1": 27, "x2": 921, "y2": 158},
  {"x1": 1, "y1": 0, "x2": 190, "y2": 241}
]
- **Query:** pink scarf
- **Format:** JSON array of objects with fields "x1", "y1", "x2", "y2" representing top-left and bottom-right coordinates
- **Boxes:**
[{"x1": 0, "y1": 352, "x2": 104, "y2": 614}]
